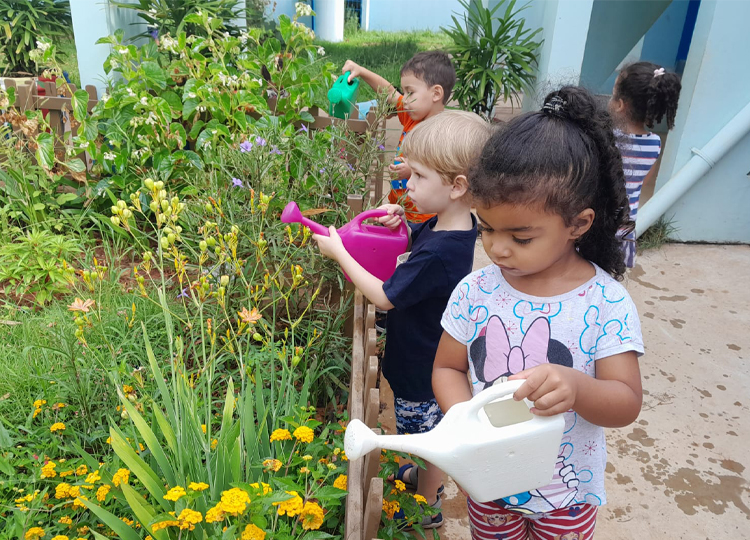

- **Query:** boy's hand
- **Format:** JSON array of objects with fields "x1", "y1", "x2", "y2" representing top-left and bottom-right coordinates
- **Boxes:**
[
  {"x1": 509, "y1": 364, "x2": 582, "y2": 416},
  {"x1": 389, "y1": 161, "x2": 411, "y2": 180},
  {"x1": 376, "y1": 204, "x2": 405, "y2": 230},
  {"x1": 342, "y1": 60, "x2": 363, "y2": 83},
  {"x1": 312, "y1": 226, "x2": 348, "y2": 262}
]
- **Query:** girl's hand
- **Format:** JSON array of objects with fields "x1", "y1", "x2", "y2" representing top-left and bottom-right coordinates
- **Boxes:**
[
  {"x1": 312, "y1": 226, "x2": 348, "y2": 261},
  {"x1": 377, "y1": 204, "x2": 405, "y2": 230},
  {"x1": 509, "y1": 364, "x2": 582, "y2": 416}
]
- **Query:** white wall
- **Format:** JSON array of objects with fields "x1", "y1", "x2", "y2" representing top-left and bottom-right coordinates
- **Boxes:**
[{"x1": 367, "y1": 0, "x2": 465, "y2": 32}]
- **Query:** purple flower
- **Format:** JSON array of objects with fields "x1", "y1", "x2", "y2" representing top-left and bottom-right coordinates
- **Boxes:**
[
  {"x1": 255, "y1": 136, "x2": 267, "y2": 147},
  {"x1": 176, "y1": 287, "x2": 189, "y2": 299},
  {"x1": 299, "y1": 124, "x2": 308, "y2": 133},
  {"x1": 240, "y1": 140, "x2": 253, "y2": 153},
  {"x1": 319, "y1": 168, "x2": 326, "y2": 174},
  {"x1": 378, "y1": 144, "x2": 385, "y2": 151},
  {"x1": 232, "y1": 177, "x2": 243, "y2": 188},
  {"x1": 270, "y1": 145, "x2": 282, "y2": 155},
  {"x1": 347, "y1": 163, "x2": 354, "y2": 171},
  {"x1": 149, "y1": 27, "x2": 159, "y2": 40}
]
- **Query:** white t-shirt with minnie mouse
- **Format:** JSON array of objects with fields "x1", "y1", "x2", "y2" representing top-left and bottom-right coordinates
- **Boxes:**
[{"x1": 441, "y1": 263, "x2": 644, "y2": 514}]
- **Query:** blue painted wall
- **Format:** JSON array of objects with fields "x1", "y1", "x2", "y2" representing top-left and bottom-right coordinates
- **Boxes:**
[{"x1": 653, "y1": 0, "x2": 750, "y2": 242}]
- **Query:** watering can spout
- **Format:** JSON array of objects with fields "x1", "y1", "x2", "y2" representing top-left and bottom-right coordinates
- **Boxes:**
[
  {"x1": 280, "y1": 201, "x2": 329, "y2": 236},
  {"x1": 345, "y1": 419, "x2": 440, "y2": 462}
]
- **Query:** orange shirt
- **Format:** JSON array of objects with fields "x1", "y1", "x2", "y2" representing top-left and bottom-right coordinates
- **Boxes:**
[{"x1": 388, "y1": 96, "x2": 436, "y2": 223}]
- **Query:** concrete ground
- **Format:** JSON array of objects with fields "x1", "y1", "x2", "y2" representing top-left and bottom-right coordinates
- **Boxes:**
[{"x1": 377, "y1": 243, "x2": 750, "y2": 539}]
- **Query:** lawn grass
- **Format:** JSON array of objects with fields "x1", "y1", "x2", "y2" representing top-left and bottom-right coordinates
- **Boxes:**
[
  {"x1": 318, "y1": 28, "x2": 452, "y2": 101},
  {"x1": 57, "y1": 36, "x2": 81, "y2": 88},
  {"x1": 638, "y1": 216, "x2": 678, "y2": 252}
]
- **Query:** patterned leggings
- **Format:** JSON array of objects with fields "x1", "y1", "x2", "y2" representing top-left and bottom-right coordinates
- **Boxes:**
[{"x1": 468, "y1": 498, "x2": 598, "y2": 540}]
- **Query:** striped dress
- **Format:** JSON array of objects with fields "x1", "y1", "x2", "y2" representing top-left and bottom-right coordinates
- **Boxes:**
[{"x1": 617, "y1": 131, "x2": 661, "y2": 267}]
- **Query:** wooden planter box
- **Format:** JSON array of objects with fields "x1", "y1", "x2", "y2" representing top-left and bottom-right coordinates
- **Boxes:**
[{"x1": 345, "y1": 289, "x2": 385, "y2": 540}]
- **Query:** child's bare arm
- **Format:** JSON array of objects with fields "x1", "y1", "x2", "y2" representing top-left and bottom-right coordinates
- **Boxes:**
[
  {"x1": 432, "y1": 332, "x2": 474, "y2": 412},
  {"x1": 342, "y1": 60, "x2": 401, "y2": 105},
  {"x1": 509, "y1": 352, "x2": 642, "y2": 428}
]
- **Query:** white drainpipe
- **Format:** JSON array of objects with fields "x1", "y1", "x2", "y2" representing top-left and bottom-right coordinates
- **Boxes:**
[{"x1": 636, "y1": 100, "x2": 750, "y2": 237}]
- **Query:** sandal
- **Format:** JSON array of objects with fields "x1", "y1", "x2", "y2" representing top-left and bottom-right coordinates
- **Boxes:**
[{"x1": 392, "y1": 463, "x2": 444, "y2": 496}]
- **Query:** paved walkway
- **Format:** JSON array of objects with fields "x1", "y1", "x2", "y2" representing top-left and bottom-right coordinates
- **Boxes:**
[{"x1": 377, "y1": 243, "x2": 750, "y2": 539}]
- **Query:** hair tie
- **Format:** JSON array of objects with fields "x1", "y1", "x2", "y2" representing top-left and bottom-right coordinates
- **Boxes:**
[
  {"x1": 542, "y1": 95, "x2": 568, "y2": 119},
  {"x1": 653, "y1": 67, "x2": 665, "y2": 78}
]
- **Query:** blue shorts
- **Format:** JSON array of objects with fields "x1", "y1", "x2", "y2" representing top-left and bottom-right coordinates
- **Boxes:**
[{"x1": 394, "y1": 397, "x2": 444, "y2": 435}]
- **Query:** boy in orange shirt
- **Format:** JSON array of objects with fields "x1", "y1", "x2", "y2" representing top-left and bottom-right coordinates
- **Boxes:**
[{"x1": 343, "y1": 51, "x2": 456, "y2": 223}]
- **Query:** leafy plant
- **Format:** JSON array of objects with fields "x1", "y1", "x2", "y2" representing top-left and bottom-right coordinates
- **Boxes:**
[
  {"x1": 638, "y1": 216, "x2": 678, "y2": 252},
  {"x1": 0, "y1": 230, "x2": 78, "y2": 305},
  {"x1": 0, "y1": 0, "x2": 72, "y2": 76},
  {"x1": 110, "y1": 0, "x2": 246, "y2": 40},
  {"x1": 442, "y1": 0, "x2": 543, "y2": 118}
]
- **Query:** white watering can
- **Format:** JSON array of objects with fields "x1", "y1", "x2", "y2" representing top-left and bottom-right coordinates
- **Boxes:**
[{"x1": 345, "y1": 380, "x2": 565, "y2": 503}]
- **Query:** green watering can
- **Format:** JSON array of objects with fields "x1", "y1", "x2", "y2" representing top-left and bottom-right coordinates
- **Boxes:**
[{"x1": 328, "y1": 71, "x2": 360, "y2": 119}]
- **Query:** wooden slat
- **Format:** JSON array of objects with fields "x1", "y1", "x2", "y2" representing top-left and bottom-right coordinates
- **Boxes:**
[
  {"x1": 344, "y1": 457, "x2": 364, "y2": 540},
  {"x1": 365, "y1": 328, "x2": 377, "y2": 365},
  {"x1": 349, "y1": 290, "x2": 365, "y2": 422},
  {"x1": 365, "y1": 304, "x2": 375, "y2": 335},
  {"x1": 362, "y1": 477, "x2": 384, "y2": 540},
  {"x1": 363, "y1": 427, "x2": 382, "y2": 495},
  {"x1": 364, "y1": 356, "x2": 378, "y2": 399},
  {"x1": 364, "y1": 387, "x2": 379, "y2": 429}
]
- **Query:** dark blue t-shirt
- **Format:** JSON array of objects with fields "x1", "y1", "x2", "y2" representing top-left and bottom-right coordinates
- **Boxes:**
[{"x1": 382, "y1": 215, "x2": 477, "y2": 402}]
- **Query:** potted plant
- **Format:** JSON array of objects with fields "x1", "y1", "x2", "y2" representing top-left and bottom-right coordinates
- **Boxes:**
[{"x1": 442, "y1": 0, "x2": 543, "y2": 120}]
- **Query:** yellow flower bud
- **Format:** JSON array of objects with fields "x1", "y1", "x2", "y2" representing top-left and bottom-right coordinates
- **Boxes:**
[
  {"x1": 144, "y1": 178, "x2": 155, "y2": 190},
  {"x1": 220, "y1": 275, "x2": 229, "y2": 287}
]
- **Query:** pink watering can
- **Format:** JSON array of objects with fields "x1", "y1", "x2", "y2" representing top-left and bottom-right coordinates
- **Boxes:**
[{"x1": 281, "y1": 201, "x2": 409, "y2": 282}]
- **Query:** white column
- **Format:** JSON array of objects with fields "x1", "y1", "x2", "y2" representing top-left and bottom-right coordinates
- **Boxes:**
[
  {"x1": 70, "y1": 0, "x2": 112, "y2": 96},
  {"x1": 314, "y1": 0, "x2": 345, "y2": 42}
]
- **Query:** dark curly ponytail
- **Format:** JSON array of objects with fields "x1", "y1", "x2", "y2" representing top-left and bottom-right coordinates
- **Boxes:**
[
  {"x1": 470, "y1": 86, "x2": 632, "y2": 279},
  {"x1": 615, "y1": 61, "x2": 682, "y2": 129}
]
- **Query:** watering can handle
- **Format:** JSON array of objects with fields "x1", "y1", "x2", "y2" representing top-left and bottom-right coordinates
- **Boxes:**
[
  {"x1": 465, "y1": 380, "x2": 528, "y2": 418},
  {"x1": 353, "y1": 209, "x2": 409, "y2": 237}
]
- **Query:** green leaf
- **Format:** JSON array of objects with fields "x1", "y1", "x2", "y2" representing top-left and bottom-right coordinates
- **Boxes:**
[
  {"x1": 142, "y1": 61, "x2": 167, "y2": 89},
  {"x1": 56, "y1": 193, "x2": 78, "y2": 205},
  {"x1": 232, "y1": 109, "x2": 248, "y2": 131},
  {"x1": 110, "y1": 427, "x2": 170, "y2": 511},
  {"x1": 72, "y1": 89, "x2": 90, "y2": 120},
  {"x1": 121, "y1": 483, "x2": 169, "y2": 540},
  {"x1": 79, "y1": 498, "x2": 141, "y2": 540},
  {"x1": 302, "y1": 532, "x2": 336, "y2": 540},
  {"x1": 35, "y1": 132, "x2": 54, "y2": 169},
  {"x1": 65, "y1": 158, "x2": 86, "y2": 173}
]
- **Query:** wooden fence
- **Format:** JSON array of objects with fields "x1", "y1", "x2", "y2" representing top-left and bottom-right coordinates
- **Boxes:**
[{"x1": 345, "y1": 288, "x2": 385, "y2": 540}]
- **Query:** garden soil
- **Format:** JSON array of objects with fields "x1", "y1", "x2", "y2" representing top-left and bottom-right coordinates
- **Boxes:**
[{"x1": 377, "y1": 243, "x2": 750, "y2": 539}]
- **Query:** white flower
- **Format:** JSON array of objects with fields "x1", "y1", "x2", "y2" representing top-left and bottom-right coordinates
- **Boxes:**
[
  {"x1": 160, "y1": 35, "x2": 179, "y2": 53},
  {"x1": 197, "y1": 106, "x2": 206, "y2": 112},
  {"x1": 140, "y1": 97, "x2": 149, "y2": 106},
  {"x1": 126, "y1": 87, "x2": 136, "y2": 97},
  {"x1": 103, "y1": 152, "x2": 117, "y2": 161},
  {"x1": 295, "y1": 2, "x2": 314, "y2": 17},
  {"x1": 110, "y1": 58, "x2": 119, "y2": 68},
  {"x1": 317, "y1": 46, "x2": 325, "y2": 56},
  {"x1": 36, "y1": 40, "x2": 51, "y2": 53},
  {"x1": 188, "y1": 92, "x2": 197, "y2": 99},
  {"x1": 117, "y1": 46, "x2": 129, "y2": 55},
  {"x1": 145, "y1": 112, "x2": 158, "y2": 126},
  {"x1": 101, "y1": 92, "x2": 110, "y2": 103},
  {"x1": 148, "y1": 8, "x2": 157, "y2": 14}
]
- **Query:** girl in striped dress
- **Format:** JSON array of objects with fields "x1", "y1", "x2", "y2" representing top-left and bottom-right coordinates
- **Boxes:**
[{"x1": 609, "y1": 62, "x2": 681, "y2": 267}]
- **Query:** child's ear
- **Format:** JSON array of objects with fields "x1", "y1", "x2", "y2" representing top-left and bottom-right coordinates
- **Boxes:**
[
  {"x1": 570, "y1": 208, "x2": 595, "y2": 239},
  {"x1": 432, "y1": 85, "x2": 444, "y2": 104},
  {"x1": 450, "y1": 174, "x2": 469, "y2": 199}
]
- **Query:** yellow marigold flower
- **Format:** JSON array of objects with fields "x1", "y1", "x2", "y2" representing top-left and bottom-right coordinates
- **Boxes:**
[
  {"x1": 33, "y1": 408, "x2": 42, "y2": 418},
  {"x1": 106, "y1": 437, "x2": 111, "y2": 445},
  {"x1": 299, "y1": 501, "x2": 325, "y2": 530},
  {"x1": 56, "y1": 403, "x2": 66, "y2": 408},
  {"x1": 382, "y1": 499, "x2": 400, "y2": 519},
  {"x1": 33, "y1": 399, "x2": 47, "y2": 408},
  {"x1": 248, "y1": 482, "x2": 272, "y2": 496},
  {"x1": 333, "y1": 448, "x2": 341, "y2": 455},
  {"x1": 163, "y1": 486, "x2": 187, "y2": 501},
  {"x1": 241, "y1": 523, "x2": 266, "y2": 540},
  {"x1": 68, "y1": 486, "x2": 81, "y2": 498},
  {"x1": 299, "y1": 467, "x2": 310, "y2": 474},
  {"x1": 188, "y1": 482, "x2": 209, "y2": 491},
  {"x1": 121, "y1": 517, "x2": 133, "y2": 526},
  {"x1": 341, "y1": 451, "x2": 348, "y2": 461},
  {"x1": 211, "y1": 438, "x2": 218, "y2": 450},
  {"x1": 327, "y1": 463, "x2": 336, "y2": 471},
  {"x1": 55, "y1": 482, "x2": 72, "y2": 499},
  {"x1": 262, "y1": 459, "x2": 282, "y2": 472},
  {"x1": 333, "y1": 474, "x2": 347, "y2": 491},
  {"x1": 75, "y1": 465, "x2": 88, "y2": 476},
  {"x1": 176, "y1": 508, "x2": 202, "y2": 530},
  {"x1": 269, "y1": 428, "x2": 291, "y2": 442},
  {"x1": 394, "y1": 480, "x2": 406, "y2": 492},
  {"x1": 122, "y1": 384, "x2": 134, "y2": 394},
  {"x1": 218, "y1": 487, "x2": 250, "y2": 515},
  {"x1": 41, "y1": 462, "x2": 57, "y2": 479},
  {"x1": 204, "y1": 503, "x2": 225, "y2": 523},
  {"x1": 112, "y1": 468, "x2": 130, "y2": 487},
  {"x1": 413, "y1": 493, "x2": 427, "y2": 505},
  {"x1": 58, "y1": 516, "x2": 73, "y2": 525},
  {"x1": 302, "y1": 454, "x2": 313, "y2": 461},
  {"x1": 59, "y1": 470, "x2": 73, "y2": 478},
  {"x1": 77, "y1": 527, "x2": 88, "y2": 535},
  {"x1": 292, "y1": 426, "x2": 314, "y2": 443},
  {"x1": 85, "y1": 470, "x2": 101, "y2": 484},
  {"x1": 72, "y1": 495, "x2": 88, "y2": 509},
  {"x1": 96, "y1": 484, "x2": 111, "y2": 502},
  {"x1": 273, "y1": 491, "x2": 304, "y2": 517},
  {"x1": 50, "y1": 422, "x2": 66, "y2": 433},
  {"x1": 51, "y1": 536, "x2": 68, "y2": 540},
  {"x1": 201, "y1": 424, "x2": 207, "y2": 434},
  {"x1": 151, "y1": 519, "x2": 179, "y2": 531}
]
